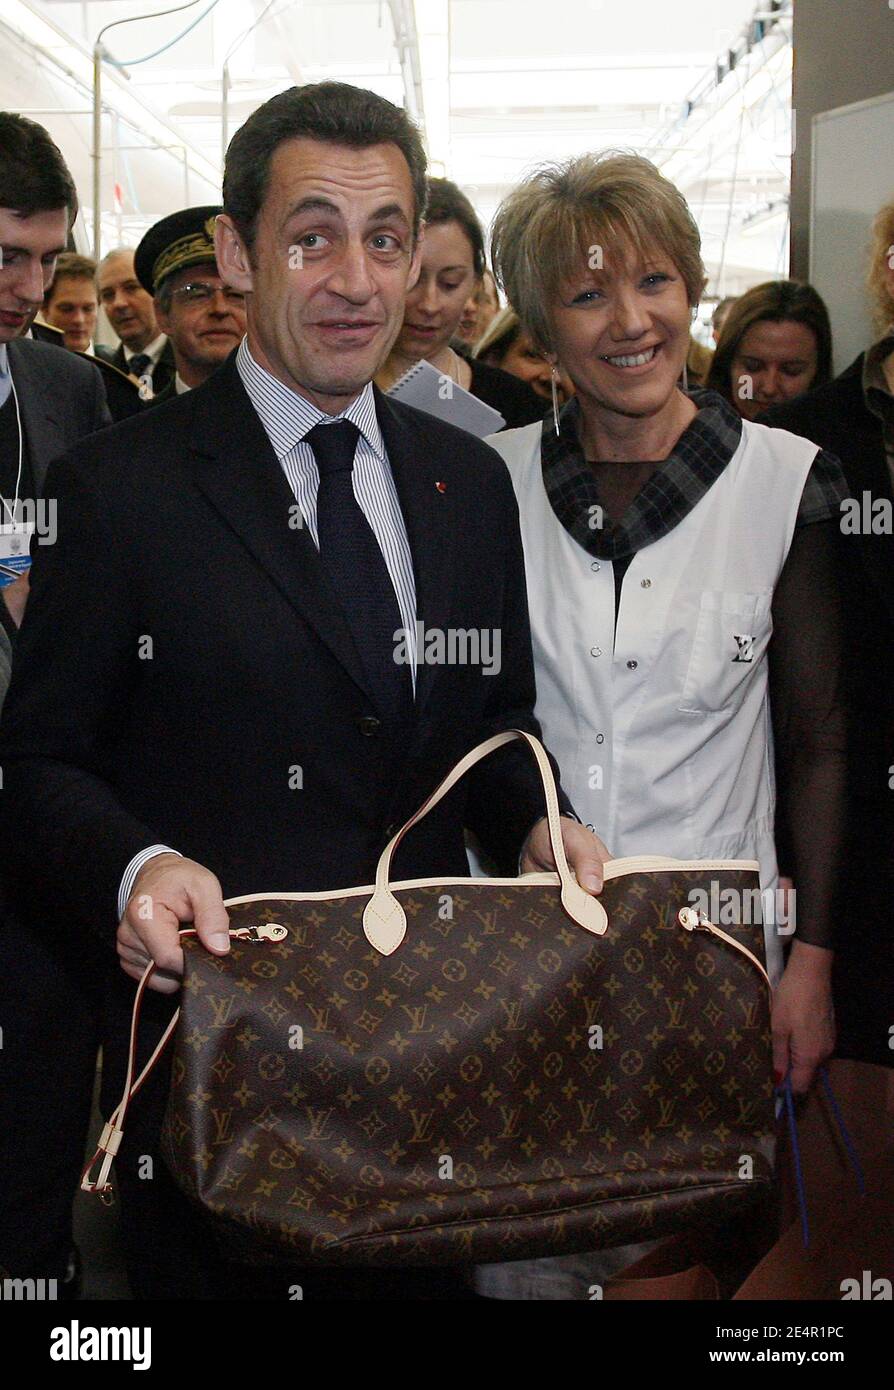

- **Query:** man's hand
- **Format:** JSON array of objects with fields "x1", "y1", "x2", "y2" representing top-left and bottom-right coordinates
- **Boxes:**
[
  {"x1": 772, "y1": 939, "x2": 836, "y2": 1094},
  {"x1": 521, "y1": 815, "x2": 611, "y2": 893},
  {"x1": 116, "y1": 853, "x2": 230, "y2": 994},
  {"x1": 2, "y1": 572, "x2": 30, "y2": 628}
]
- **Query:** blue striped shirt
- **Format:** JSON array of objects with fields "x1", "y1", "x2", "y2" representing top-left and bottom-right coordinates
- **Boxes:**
[
  {"x1": 117, "y1": 338, "x2": 419, "y2": 922},
  {"x1": 235, "y1": 338, "x2": 417, "y2": 670}
]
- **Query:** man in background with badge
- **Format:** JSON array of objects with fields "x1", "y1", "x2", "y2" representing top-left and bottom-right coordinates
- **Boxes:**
[{"x1": 0, "y1": 115, "x2": 111, "y2": 632}]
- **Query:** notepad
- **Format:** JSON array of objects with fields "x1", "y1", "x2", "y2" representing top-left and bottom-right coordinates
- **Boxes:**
[{"x1": 386, "y1": 358, "x2": 506, "y2": 437}]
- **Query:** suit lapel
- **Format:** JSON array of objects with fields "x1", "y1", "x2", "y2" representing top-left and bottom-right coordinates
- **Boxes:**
[
  {"x1": 7, "y1": 340, "x2": 68, "y2": 497},
  {"x1": 374, "y1": 387, "x2": 458, "y2": 721},
  {"x1": 188, "y1": 359, "x2": 373, "y2": 703}
]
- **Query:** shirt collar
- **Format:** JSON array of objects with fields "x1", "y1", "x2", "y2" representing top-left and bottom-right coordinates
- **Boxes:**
[
  {"x1": 0, "y1": 343, "x2": 10, "y2": 411},
  {"x1": 540, "y1": 387, "x2": 743, "y2": 561},
  {"x1": 124, "y1": 333, "x2": 167, "y2": 365},
  {"x1": 236, "y1": 336, "x2": 385, "y2": 462}
]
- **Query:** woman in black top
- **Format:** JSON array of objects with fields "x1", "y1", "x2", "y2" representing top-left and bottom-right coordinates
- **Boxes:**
[{"x1": 375, "y1": 178, "x2": 543, "y2": 429}]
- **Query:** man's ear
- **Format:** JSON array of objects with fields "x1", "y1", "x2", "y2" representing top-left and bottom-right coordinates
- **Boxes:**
[
  {"x1": 407, "y1": 224, "x2": 424, "y2": 293},
  {"x1": 215, "y1": 213, "x2": 254, "y2": 294},
  {"x1": 153, "y1": 296, "x2": 171, "y2": 338}
]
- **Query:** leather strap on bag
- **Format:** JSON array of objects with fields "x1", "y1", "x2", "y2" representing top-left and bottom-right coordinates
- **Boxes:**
[
  {"x1": 81, "y1": 922, "x2": 278, "y2": 1200},
  {"x1": 363, "y1": 728, "x2": 608, "y2": 953}
]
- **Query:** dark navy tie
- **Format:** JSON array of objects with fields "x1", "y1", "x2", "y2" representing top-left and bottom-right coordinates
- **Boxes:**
[
  {"x1": 306, "y1": 419, "x2": 412, "y2": 728},
  {"x1": 128, "y1": 353, "x2": 152, "y2": 379}
]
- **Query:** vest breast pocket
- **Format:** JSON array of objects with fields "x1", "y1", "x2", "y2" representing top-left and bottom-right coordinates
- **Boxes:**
[{"x1": 678, "y1": 588, "x2": 773, "y2": 715}]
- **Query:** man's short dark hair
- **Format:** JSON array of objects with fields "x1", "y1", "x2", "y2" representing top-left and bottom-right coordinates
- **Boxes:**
[
  {"x1": 223, "y1": 82, "x2": 427, "y2": 251},
  {"x1": 0, "y1": 113, "x2": 78, "y2": 224}
]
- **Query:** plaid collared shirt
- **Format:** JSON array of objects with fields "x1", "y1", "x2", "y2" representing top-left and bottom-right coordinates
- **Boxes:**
[
  {"x1": 540, "y1": 387, "x2": 846, "y2": 561},
  {"x1": 862, "y1": 332, "x2": 894, "y2": 493}
]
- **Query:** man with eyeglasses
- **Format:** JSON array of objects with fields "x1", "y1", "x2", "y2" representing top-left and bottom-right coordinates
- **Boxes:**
[{"x1": 133, "y1": 207, "x2": 247, "y2": 405}]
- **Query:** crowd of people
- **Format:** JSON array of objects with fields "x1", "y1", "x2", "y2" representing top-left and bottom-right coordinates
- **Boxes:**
[{"x1": 0, "y1": 80, "x2": 891, "y2": 1301}]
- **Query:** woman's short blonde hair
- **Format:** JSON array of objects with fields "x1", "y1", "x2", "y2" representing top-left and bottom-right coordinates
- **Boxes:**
[
  {"x1": 867, "y1": 197, "x2": 894, "y2": 334},
  {"x1": 490, "y1": 151, "x2": 707, "y2": 354},
  {"x1": 472, "y1": 305, "x2": 521, "y2": 361}
]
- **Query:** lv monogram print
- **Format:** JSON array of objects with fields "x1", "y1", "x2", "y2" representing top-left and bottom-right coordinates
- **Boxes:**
[{"x1": 161, "y1": 870, "x2": 775, "y2": 1265}]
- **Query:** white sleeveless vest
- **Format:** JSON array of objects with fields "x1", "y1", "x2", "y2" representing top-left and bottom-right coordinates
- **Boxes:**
[{"x1": 489, "y1": 417, "x2": 820, "y2": 984}]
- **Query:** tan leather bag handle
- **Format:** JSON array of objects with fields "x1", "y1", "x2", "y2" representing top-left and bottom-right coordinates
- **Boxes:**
[{"x1": 362, "y1": 728, "x2": 608, "y2": 954}]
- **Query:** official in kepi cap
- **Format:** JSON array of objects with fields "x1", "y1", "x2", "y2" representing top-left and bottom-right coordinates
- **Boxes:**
[{"x1": 133, "y1": 205, "x2": 247, "y2": 403}]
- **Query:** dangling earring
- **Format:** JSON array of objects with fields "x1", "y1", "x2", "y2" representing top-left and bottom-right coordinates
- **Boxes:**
[
  {"x1": 550, "y1": 364, "x2": 561, "y2": 435},
  {"x1": 682, "y1": 304, "x2": 695, "y2": 392}
]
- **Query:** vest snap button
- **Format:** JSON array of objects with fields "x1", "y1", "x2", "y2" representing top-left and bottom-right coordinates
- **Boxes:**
[
  {"x1": 641, "y1": 578, "x2": 651, "y2": 588},
  {"x1": 590, "y1": 646, "x2": 602, "y2": 658},
  {"x1": 595, "y1": 733, "x2": 604, "y2": 744},
  {"x1": 627, "y1": 659, "x2": 638, "y2": 670},
  {"x1": 591, "y1": 562, "x2": 600, "y2": 572}
]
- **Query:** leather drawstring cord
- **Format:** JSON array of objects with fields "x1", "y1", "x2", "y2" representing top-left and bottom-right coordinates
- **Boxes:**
[{"x1": 80, "y1": 929, "x2": 197, "y2": 1202}]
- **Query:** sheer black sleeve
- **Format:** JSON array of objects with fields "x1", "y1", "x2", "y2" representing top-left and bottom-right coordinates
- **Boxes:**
[{"x1": 769, "y1": 516, "x2": 848, "y2": 949}]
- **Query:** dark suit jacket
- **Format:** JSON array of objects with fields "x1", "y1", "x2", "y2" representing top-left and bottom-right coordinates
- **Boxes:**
[
  {"x1": 6, "y1": 337, "x2": 111, "y2": 497},
  {"x1": 29, "y1": 321, "x2": 65, "y2": 347},
  {"x1": 82, "y1": 354, "x2": 143, "y2": 423},
  {"x1": 29, "y1": 331, "x2": 143, "y2": 424},
  {"x1": 146, "y1": 377, "x2": 176, "y2": 407},
  {"x1": 0, "y1": 355, "x2": 567, "y2": 950},
  {"x1": 97, "y1": 338, "x2": 175, "y2": 398},
  {"x1": 760, "y1": 355, "x2": 894, "y2": 804}
]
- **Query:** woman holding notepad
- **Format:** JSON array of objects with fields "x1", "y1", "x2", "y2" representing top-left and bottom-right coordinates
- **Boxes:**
[{"x1": 375, "y1": 177, "x2": 544, "y2": 430}]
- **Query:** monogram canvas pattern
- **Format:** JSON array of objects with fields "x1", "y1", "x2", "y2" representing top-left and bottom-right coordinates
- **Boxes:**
[{"x1": 161, "y1": 869, "x2": 775, "y2": 1265}]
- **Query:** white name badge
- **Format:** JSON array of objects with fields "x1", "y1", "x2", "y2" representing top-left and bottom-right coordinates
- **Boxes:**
[{"x1": 0, "y1": 522, "x2": 34, "y2": 582}]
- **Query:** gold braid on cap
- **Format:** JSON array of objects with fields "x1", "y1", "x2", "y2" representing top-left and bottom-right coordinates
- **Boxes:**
[{"x1": 152, "y1": 215, "x2": 219, "y2": 291}]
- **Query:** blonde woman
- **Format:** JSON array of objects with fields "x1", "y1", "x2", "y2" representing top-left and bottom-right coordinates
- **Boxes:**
[
  {"x1": 474, "y1": 305, "x2": 575, "y2": 406},
  {"x1": 475, "y1": 152, "x2": 848, "y2": 1298}
]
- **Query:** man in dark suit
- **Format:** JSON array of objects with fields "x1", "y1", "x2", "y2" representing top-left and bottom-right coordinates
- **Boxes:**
[
  {"x1": 761, "y1": 334, "x2": 894, "y2": 1068},
  {"x1": 0, "y1": 112, "x2": 113, "y2": 1295},
  {"x1": 0, "y1": 82, "x2": 603, "y2": 1299},
  {"x1": 95, "y1": 248, "x2": 175, "y2": 399}
]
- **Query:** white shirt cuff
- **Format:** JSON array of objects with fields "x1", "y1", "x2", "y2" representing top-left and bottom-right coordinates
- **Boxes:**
[{"x1": 118, "y1": 845, "x2": 181, "y2": 922}]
